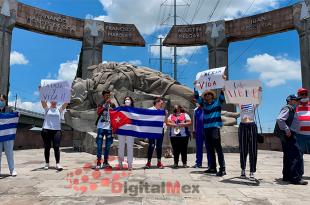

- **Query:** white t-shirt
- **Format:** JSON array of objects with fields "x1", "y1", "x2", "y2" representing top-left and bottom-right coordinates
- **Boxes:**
[
  {"x1": 43, "y1": 107, "x2": 63, "y2": 130},
  {"x1": 168, "y1": 113, "x2": 191, "y2": 137},
  {"x1": 97, "y1": 104, "x2": 111, "y2": 130},
  {"x1": 240, "y1": 104, "x2": 255, "y2": 122}
]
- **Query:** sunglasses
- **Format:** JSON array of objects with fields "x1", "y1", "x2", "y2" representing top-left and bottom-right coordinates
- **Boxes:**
[{"x1": 300, "y1": 93, "x2": 308, "y2": 96}]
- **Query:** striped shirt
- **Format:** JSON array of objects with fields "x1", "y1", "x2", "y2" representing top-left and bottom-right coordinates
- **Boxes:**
[
  {"x1": 194, "y1": 90, "x2": 225, "y2": 128},
  {"x1": 296, "y1": 101, "x2": 310, "y2": 135}
]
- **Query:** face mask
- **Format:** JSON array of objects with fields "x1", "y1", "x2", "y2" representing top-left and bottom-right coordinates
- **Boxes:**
[
  {"x1": 125, "y1": 100, "x2": 131, "y2": 106},
  {"x1": 0, "y1": 101, "x2": 5, "y2": 109},
  {"x1": 300, "y1": 98, "x2": 309, "y2": 103},
  {"x1": 196, "y1": 103, "x2": 200, "y2": 107},
  {"x1": 173, "y1": 109, "x2": 178, "y2": 113}
]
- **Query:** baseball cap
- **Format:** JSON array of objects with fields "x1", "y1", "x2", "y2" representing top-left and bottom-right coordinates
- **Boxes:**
[{"x1": 286, "y1": 94, "x2": 301, "y2": 102}]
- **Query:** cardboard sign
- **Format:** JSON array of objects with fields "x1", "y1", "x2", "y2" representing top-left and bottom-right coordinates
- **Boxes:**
[
  {"x1": 224, "y1": 80, "x2": 262, "y2": 105},
  {"x1": 195, "y1": 67, "x2": 226, "y2": 93},
  {"x1": 40, "y1": 80, "x2": 71, "y2": 103}
]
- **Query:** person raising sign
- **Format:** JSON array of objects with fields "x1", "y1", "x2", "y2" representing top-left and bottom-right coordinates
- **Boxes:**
[
  {"x1": 193, "y1": 75, "x2": 227, "y2": 177},
  {"x1": 39, "y1": 86, "x2": 68, "y2": 171}
]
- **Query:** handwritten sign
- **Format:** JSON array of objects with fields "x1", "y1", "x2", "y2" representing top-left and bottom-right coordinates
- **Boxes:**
[
  {"x1": 40, "y1": 80, "x2": 71, "y2": 103},
  {"x1": 224, "y1": 80, "x2": 262, "y2": 105},
  {"x1": 195, "y1": 67, "x2": 226, "y2": 93}
]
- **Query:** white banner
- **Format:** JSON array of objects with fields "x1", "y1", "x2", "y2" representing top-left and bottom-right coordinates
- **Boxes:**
[
  {"x1": 224, "y1": 80, "x2": 262, "y2": 105},
  {"x1": 40, "y1": 80, "x2": 71, "y2": 103},
  {"x1": 195, "y1": 67, "x2": 226, "y2": 93}
]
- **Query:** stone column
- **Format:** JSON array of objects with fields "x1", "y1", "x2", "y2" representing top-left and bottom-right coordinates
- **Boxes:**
[
  {"x1": 294, "y1": 1, "x2": 310, "y2": 91},
  {"x1": 0, "y1": 0, "x2": 16, "y2": 97},
  {"x1": 205, "y1": 20, "x2": 235, "y2": 112},
  {"x1": 77, "y1": 20, "x2": 104, "y2": 79}
]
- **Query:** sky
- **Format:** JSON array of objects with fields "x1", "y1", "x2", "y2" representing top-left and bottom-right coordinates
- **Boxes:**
[{"x1": 8, "y1": 0, "x2": 303, "y2": 132}]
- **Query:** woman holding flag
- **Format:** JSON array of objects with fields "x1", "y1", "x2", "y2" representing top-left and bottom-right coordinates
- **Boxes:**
[
  {"x1": 118, "y1": 96, "x2": 135, "y2": 171},
  {"x1": 166, "y1": 105, "x2": 192, "y2": 168},
  {"x1": 0, "y1": 94, "x2": 17, "y2": 176}
]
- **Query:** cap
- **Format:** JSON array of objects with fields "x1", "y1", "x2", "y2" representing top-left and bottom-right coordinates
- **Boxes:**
[
  {"x1": 286, "y1": 94, "x2": 301, "y2": 102},
  {"x1": 297, "y1": 88, "x2": 308, "y2": 95}
]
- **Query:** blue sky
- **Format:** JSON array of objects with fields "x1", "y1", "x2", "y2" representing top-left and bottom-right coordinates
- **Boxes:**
[{"x1": 9, "y1": 0, "x2": 303, "y2": 132}]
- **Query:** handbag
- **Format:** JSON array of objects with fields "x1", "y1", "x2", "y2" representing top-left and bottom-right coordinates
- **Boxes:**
[{"x1": 255, "y1": 107, "x2": 264, "y2": 144}]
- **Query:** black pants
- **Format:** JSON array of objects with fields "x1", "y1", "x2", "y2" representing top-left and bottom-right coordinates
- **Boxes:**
[
  {"x1": 41, "y1": 129, "x2": 61, "y2": 164},
  {"x1": 238, "y1": 123, "x2": 258, "y2": 173},
  {"x1": 204, "y1": 128, "x2": 225, "y2": 170},
  {"x1": 280, "y1": 133, "x2": 303, "y2": 183},
  {"x1": 170, "y1": 137, "x2": 189, "y2": 165},
  {"x1": 147, "y1": 134, "x2": 164, "y2": 161}
]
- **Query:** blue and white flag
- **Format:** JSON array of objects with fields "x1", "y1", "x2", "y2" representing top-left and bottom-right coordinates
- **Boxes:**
[
  {"x1": 110, "y1": 106, "x2": 165, "y2": 139},
  {"x1": 0, "y1": 112, "x2": 19, "y2": 142}
]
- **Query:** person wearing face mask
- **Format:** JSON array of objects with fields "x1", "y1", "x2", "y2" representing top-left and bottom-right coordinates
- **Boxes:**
[
  {"x1": 166, "y1": 105, "x2": 192, "y2": 168},
  {"x1": 0, "y1": 94, "x2": 17, "y2": 176},
  {"x1": 295, "y1": 88, "x2": 310, "y2": 176},
  {"x1": 275, "y1": 94, "x2": 307, "y2": 185},
  {"x1": 40, "y1": 88, "x2": 68, "y2": 171},
  {"x1": 118, "y1": 96, "x2": 135, "y2": 171}
]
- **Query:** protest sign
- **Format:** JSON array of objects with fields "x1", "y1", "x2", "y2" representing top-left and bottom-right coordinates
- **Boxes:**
[
  {"x1": 224, "y1": 80, "x2": 262, "y2": 105},
  {"x1": 195, "y1": 67, "x2": 226, "y2": 93},
  {"x1": 40, "y1": 80, "x2": 71, "y2": 103}
]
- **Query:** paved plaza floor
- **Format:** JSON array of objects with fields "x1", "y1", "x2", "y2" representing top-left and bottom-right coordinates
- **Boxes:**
[{"x1": 0, "y1": 148, "x2": 309, "y2": 205}]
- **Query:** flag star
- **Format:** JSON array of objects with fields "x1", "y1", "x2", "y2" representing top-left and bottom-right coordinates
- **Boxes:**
[{"x1": 115, "y1": 116, "x2": 121, "y2": 123}]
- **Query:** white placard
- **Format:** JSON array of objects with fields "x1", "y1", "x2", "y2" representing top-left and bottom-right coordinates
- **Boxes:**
[
  {"x1": 40, "y1": 80, "x2": 71, "y2": 103},
  {"x1": 224, "y1": 80, "x2": 262, "y2": 105},
  {"x1": 195, "y1": 67, "x2": 226, "y2": 93}
]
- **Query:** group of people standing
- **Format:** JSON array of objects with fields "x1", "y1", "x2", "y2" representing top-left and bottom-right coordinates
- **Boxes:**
[{"x1": 0, "y1": 84, "x2": 309, "y2": 187}]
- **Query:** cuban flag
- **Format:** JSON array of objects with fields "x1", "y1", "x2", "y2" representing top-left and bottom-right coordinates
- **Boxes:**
[
  {"x1": 0, "y1": 112, "x2": 19, "y2": 142},
  {"x1": 110, "y1": 106, "x2": 165, "y2": 139}
]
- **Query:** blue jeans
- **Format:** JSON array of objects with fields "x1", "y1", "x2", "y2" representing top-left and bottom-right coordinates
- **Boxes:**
[
  {"x1": 96, "y1": 129, "x2": 113, "y2": 163},
  {"x1": 296, "y1": 133, "x2": 310, "y2": 175},
  {"x1": 0, "y1": 140, "x2": 15, "y2": 173},
  {"x1": 195, "y1": 130, "x2": 212, "y2": 167}
]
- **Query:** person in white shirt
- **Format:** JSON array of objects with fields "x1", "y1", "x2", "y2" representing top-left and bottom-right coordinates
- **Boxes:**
[
  {"x1": 144, "y1": 97, "x2": 166, "y2": 169},
  {"x1": 40, "y1": 94, "x2": 68, "y2": 171},
  {"x1": 118, "y1": 96, "x2": 135, "y2": 171},
  {"x1": 166, "y1": 105, "x2": 192, "y2": 168}
]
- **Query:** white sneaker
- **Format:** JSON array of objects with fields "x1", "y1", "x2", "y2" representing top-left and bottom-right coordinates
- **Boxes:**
[
  {"x1": 44, "y1": 163, "x2": 49, "y2": 170},
  {"x1": 249, "y1": 172, "x2": 255, "y2": 181},
  {"x1": 56, "y1": 164, "x2": 63, "y2": 171},
  {"x1": 11, "y1": 169, "x2": 17, "y2": 177}
]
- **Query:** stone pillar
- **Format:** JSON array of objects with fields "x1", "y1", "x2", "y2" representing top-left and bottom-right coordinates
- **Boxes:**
[
  {"x1": 0, "y1": 0, "x2": 17, "y2": 97},
  {"x1": 77, "y1": 20, "x2": 104, "y2": 79},
  {"x1": 206, "y1": 20, "x2": 235, "y2": 112},
  {"x1": 294, "y1": 1, "x2": 310, "y2": 91}
]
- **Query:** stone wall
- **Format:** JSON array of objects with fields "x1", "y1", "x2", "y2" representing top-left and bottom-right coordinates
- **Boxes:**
[{"x1": 14, "y1": 124, "x2": 73, "y2": 150}]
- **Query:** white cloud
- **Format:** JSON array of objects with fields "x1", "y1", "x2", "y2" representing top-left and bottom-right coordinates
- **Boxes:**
[
  {"x1": 246, "y1": 53, "x2": 301, "y2": 87},
  {"x1": 57, "y1": 57, "x2": 78, "y2": 81},
  {"x1": 8, "y1": 99, "x2": 44, "y2": 113},
  {"x1": 178, "y1": 57, "x2": 189, "y2": 65},
  {"x1": 33, "y1": 91, "x2": 40, "y2": 96},
  {"x1": 96, "y1": 0, "x2": 282, "y2": 35},
  {"x1": 10, "y1": 51, "x2": 29, "y2": 66},
  {"x1": 128, "y1": 60, "x2": 142, "y2": 65},
  {"x1": 150, "y1": 36, "x2": 201, "y2": 60},
  {"x1": 46, "y1": 72, "x2": 52, "y2": 79}
]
